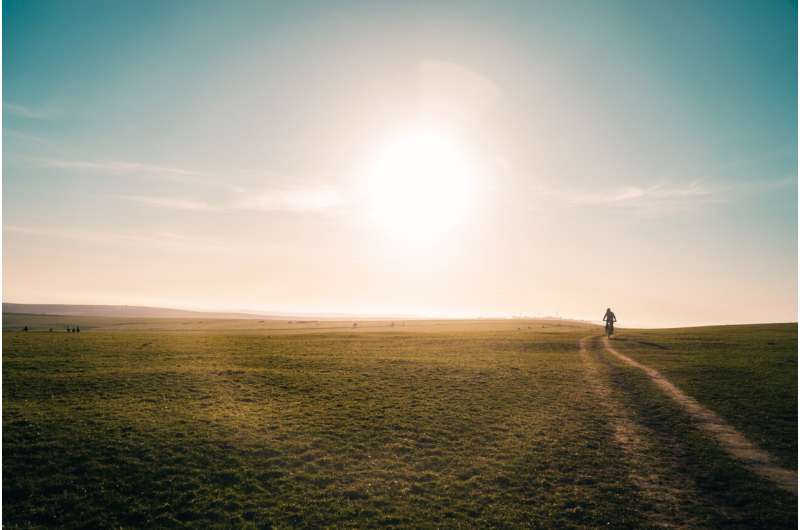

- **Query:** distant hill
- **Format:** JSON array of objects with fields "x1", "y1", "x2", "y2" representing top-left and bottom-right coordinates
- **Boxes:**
[
  {"x1": 5, "y1": 303, "x2": 595, "y2": 323},
  {"x1": 2, "y1": 303, "x2": 267, "y2": 320},
  {"x1": 2, "y1": 303, "x2": 423, "y2": 321}
]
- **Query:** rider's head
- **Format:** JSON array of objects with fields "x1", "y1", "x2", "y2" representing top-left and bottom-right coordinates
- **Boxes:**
[{"x1": 606, "y1": 307, "x2": 611, "y2": 312}]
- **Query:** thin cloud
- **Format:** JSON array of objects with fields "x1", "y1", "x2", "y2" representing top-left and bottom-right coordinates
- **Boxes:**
[
  {"x1": 536, "y1": 176, "x2": 792, "y2": 215},
  {"x1": 30, "y1": 155, "x2": 339, "y2": 212},
  {"x1": 118, "y1": 195, "x2": 219, "y2": 212},
  {"x1": 566, "y1": 186, "x2": 647, "y2": 205},
  {"x1": 117, "y1": 187, "x2": 341, "y2": 214},
  {"x1": 38, "y1": 158, "x2": 203, "y2": 177},
  {"x1": 4, "y1": 224, "x2": 227, "y2": 253},
  {"x1": 4, "y1": 102, "x2": 60, "y2": 120},
  {"x1": 232, "y1": 188, "x2": 341, "y2": 212},
  {"x1": 534, "y1": 180, "x2": 722, "y2": 215},
  {"x1": 34, "y1": 156, "x2": 240, "y2": 191},
  {"x1": 569, "y1": 181, "x2": 712, "y2": 206}
]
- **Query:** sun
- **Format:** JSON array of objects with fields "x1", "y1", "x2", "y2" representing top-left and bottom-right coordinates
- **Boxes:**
[{"x1": 363, "y1": 129, "x2": 474, "y2": 244}]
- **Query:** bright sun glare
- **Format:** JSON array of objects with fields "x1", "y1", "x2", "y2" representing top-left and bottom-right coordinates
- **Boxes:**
[{"x1": 364, "y1": 129, "x2": 474, "y2": 244}]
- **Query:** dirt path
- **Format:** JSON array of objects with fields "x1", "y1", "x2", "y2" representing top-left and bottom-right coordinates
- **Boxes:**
[
  {"x1": 579, "y1": 336, "x2": 702, "y2": 528},
  {"x1": 602, "y1": 336, "x2": 798, "y2": 495}
]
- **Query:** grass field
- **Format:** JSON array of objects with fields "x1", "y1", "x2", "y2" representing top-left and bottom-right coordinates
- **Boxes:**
[
  {"x1": 610, "y1": 325, "x2": 797, "y2": 471},
  {"x1": 3, "y1": 317, "x2": 797, "y2": 528}
]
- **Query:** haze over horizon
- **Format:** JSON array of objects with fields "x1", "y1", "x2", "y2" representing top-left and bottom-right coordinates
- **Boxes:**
[
  {"x1": 3, "y1": 1, "x2": 797, "y2": 328},
  {"x1": 1, "y1": 301, "x2": 796, "y2": 329}
]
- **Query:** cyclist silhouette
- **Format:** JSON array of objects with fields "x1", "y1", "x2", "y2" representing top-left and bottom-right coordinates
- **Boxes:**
[{"x1": 603, "y1": 308, "x2": 617, "y2": 337}]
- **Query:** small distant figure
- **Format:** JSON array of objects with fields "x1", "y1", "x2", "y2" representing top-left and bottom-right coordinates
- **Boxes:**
[
  {"x1": 391, "y1": 322, "x2": 395, "y2": 327},
  {"x1": 603, "y1": 308, "x2": 617, "y2": 338},
  {"x1": 49, "y1": 328, "x2": 53, "y2": 332},
  {"x1": 76, "y1": 326, "x2": 81, "y2": 333},
  {"x1": 23, "y1": 325, "x2": 28, "y2": 332},
  {"x1": 353, "y1": 322, "x2": 358, "y2": 328}
]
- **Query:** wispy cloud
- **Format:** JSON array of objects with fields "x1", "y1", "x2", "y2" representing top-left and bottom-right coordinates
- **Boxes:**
[
  {"x1": 34, "y1": 156, "x2": 241, "y2": 191},
  {"x1": 535, "y1": 180, "x2": 717, "y2": 213},
  {"x1": 232, "y1": 188, "x2": 341, "y2": 212},
  {"x1": 535, "y1": 175, "x2": 794, "y2": 216},
  {"x1": 118, "y1": 195, "x2": 219, "y2": 212},
  {"x1": 4, "y1": 102, "x2": 60, "y2": 120},
  {"x1": 4, "y1": 224, "x2": 227, "y2": 253},
  {"x1": 38, "y1": 158, "x2": 203, "y2": 177},
  {"x1": 117, "y1": 186, "x2": 341, "y2": 214},
  {"x1": 571, "y1": 181, "x2": 712, "y2": 205},
  {"x1": 29, "y1": 155, "x2": 340, "y2": 213}
]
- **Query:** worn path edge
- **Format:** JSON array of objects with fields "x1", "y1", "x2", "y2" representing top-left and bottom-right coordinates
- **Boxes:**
[{"x1": 602, "y1": 336, "x2": 797, "y2": 495}]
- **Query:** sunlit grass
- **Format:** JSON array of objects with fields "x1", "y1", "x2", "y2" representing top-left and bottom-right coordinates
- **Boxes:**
[{"x1": 3, "y1": 321, "x2": 796, "y2": 528}]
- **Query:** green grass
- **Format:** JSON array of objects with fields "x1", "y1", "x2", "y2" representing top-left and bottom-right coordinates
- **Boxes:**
[
  {"x1": 611, "y1": 323, "x2": 797, "y2": 470},
  {"x1": 599, "y1": 340, "x2": 797, "y2": 529},
  {"x1": 3, "y1": 319, "x2": 797, "y2": 528}
]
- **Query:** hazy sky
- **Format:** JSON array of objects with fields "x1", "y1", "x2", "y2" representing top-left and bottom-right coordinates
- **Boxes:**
[{"x1": 3, "y1": 0, "x2": 797, "y2": 327}]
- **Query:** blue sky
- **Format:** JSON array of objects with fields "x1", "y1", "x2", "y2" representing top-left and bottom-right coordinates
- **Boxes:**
[{"x1": 3, "y1": 0, "x2": 797, "y2": 326}]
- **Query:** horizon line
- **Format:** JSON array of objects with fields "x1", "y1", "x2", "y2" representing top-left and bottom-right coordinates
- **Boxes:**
[{"x1": 2, "y1": 301, "x2": 796, "y2": 330}]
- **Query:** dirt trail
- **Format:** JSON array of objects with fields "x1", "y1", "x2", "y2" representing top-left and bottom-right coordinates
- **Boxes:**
[
  {"x1": 579, "y1": 337, "x2": 702, "y2": 528},
  {"x1": 602, "y1": 336, "x2": 797, "y2": 495}
]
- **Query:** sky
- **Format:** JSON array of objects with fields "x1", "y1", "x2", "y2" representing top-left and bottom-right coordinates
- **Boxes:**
[{"x1": 3, "y1": 0, "x2": 797, "y2": 327}]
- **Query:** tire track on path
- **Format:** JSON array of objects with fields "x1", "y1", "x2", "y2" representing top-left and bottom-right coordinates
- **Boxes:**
[
  {"x1": 602, "y1": 336, "x2": 797, "y2": 495},
  {"x1": 579, "y1": 336, "x2": 702, "y2": 528}
]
